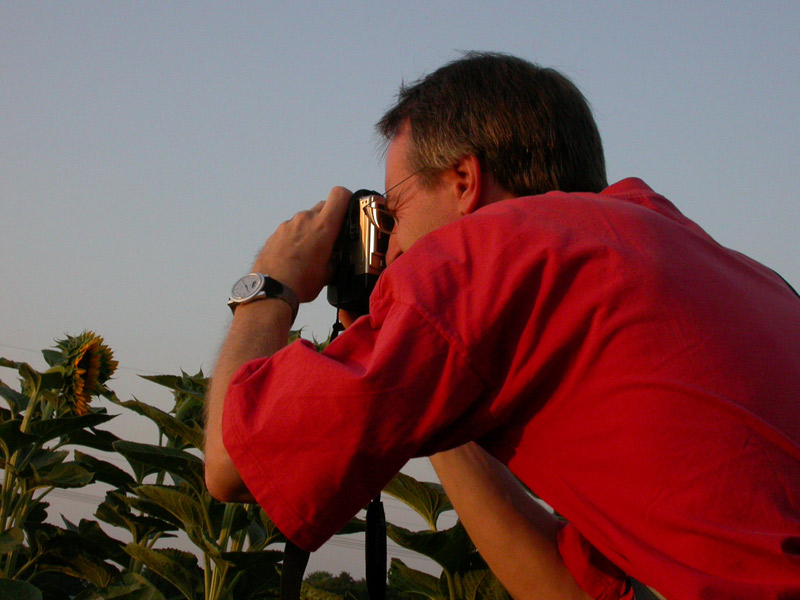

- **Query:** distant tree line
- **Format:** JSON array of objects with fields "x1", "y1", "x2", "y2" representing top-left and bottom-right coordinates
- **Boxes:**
[{"x1": 304, "y1": 570, "x2": 406, "y2": 600}]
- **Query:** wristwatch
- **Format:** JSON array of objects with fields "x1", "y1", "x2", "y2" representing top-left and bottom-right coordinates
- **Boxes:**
[{"x1": 227, "y1": 273, "x2": 299, "y2": 321}]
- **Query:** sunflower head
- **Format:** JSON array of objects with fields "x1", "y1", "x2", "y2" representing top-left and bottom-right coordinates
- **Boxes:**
[{"x1": 47, "y1": 331, "x2": 118, "y2": 415}]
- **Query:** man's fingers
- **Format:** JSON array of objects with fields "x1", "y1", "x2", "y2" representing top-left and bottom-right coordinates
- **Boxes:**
[
  {"x1": 320, "y1": 186, "x2": 352, "y2": 223},
  {"x1": 251, "y1": 186, "x2": 355, "y2": 301}
]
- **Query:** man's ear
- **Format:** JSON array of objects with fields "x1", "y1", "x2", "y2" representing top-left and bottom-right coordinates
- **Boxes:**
[{"x1": 453, "y1": 154, "x2": 483, "y2": 216}]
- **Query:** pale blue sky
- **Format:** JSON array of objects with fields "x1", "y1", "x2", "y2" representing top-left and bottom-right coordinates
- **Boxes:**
[{"x1": 2, "y1": 0, "x2": 799, "y2": 577}]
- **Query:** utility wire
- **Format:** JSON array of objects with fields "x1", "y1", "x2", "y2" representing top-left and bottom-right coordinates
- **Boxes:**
[{"x1": 0, "y1": 342, "x2": 161, "y2": 375}]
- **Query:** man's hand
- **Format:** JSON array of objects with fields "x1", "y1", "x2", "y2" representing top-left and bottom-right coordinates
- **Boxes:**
[{"x1": 252, "y1": 187, "x2": 351, "y2": 302}]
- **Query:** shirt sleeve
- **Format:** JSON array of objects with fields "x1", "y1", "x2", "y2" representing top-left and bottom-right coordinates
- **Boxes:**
[
  {"x1": 222, "y1": 297, "x2": 492, "y2": 551},
  {"x1": 558, "y1": 522, "x2": 633, "y2": 600}
]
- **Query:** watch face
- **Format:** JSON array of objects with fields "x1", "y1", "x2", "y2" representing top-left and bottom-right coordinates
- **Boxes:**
[{"x1": 231, "y1": 273, "x2": 263, "y2": 301}]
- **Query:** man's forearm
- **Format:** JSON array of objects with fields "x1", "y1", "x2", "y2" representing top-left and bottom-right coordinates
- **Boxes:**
[
  {"x1": 204, "y1": 299, "x2": 293, "y2": 502},
  {"x1": 203, "y1": 188, "x2": 351, "y2": 503},
  {"x1": 430, "y1": 444, "x2": 591, "y2": 600}
]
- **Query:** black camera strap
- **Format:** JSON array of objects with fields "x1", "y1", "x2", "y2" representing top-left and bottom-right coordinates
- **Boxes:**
[
  {"x1": 278, "y1": 495, "x2": 387, "y2": 600},
  {"x1": 330, "y1": 316, "x2": 345, "y2": 341},
  {"x1": 319, "y1": 308, "x2": 387, "y2": 600},
  {"x1": 280, "y1": 540, "x2": 310, "y2": 600},
  {"x1": 629, "y1": 577, "x2": 667, "y2": 600},
  {"x1": 366, "y1": 495, "x2": 387, "y2": 600}
]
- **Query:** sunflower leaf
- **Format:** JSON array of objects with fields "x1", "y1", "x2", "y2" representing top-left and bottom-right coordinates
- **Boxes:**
[
  {"x1": 0, "y1": 420, "x2": 36, "y2": 459},
  {"x1": 72, "y1": 572, "x2": 167, "y2": 600},
  {"x1": 28, "y1": 413, "x2": 115, "y2": 445},
  {"x1": 0, "y1": 527, "x2": 25, "y2": 554},
  {"x1": 34, "y1": 462, "x2": 94, "y2": 488},
  {"x1": 387, "y1": 521, "x2": 474, "y2": 573},
  {"x1": 0, "y1": 579, "x2": 43, "y2": 600},
  {"x1": 388, "y1": 558, "x2": 445, "y2": 600},
  {"x1": 132, "y1": 486, "x2": 208, "y2": 549},
  {"x1": 0, "y1": 381, "x2": 29, "y2": 414},
  {"x1": 74, "y1": 451, "x2": 136, "y2": 490},
  {"x1": 113, "y1": 441, "x2": 204, "y2": 491},
  {"x1": 383, "y1": 471, "x2": 453, "y2": 530},
  {"x1": 123, "y1": 544, "x2": 201, "y2": 600},
  {"x1": 115, "y1": 399, "x2": 203, "y2": 450}
]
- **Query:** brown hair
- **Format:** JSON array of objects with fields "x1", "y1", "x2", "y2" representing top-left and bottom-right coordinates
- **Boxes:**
[{"x1": 377, "y1": 52, "x2": 607, "y2": 195}]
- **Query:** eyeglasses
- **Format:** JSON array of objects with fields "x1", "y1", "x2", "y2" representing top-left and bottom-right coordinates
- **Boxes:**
[
  {"x1": 361, "y1": 196, "x2": 395, "y2": 235},
  {"x1": 361, "y1": 168, "x2": 426, "y2": 235}
]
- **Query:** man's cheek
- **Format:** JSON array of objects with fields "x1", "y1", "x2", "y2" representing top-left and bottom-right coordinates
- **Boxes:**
[{"x1": 386, "y1": 235, "x2": 403, "y2": 265}]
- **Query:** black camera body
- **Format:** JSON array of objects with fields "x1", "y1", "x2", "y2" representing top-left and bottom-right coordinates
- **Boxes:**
[{"x1": 327, "y1": 189, "x2": 390, "y2": 316}]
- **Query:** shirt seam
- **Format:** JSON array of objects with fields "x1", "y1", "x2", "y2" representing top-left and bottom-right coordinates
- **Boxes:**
[{"x1": 383, "y1": 294, "x2": 496, "y2": 392}]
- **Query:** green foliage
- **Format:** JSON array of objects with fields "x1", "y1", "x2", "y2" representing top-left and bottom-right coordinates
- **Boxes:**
[
  {"x1": 0, "y1": 334, "x2": 125, "y2": 596},
  {"x1": 0, "y1": 335, "x2": 287, "y2": 599},
  {"x1": 1, "y1": 332, "x2": 511, "y2": 600},
  {"x1": 98, "y1": 369, "x2": 288, "y2": 600},
  {"x1": 0, "y1": 577, "x2": 44, "y2": 599},
  {"x1": 383, "y1": 473, "x2": 452, "y2": 532},
  {"x1": 382, "y1": 478, "x2": 510, "y2": 600}
]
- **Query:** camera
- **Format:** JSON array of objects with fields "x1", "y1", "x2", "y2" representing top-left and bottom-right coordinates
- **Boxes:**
[{"x1": 327, "y1": 189, "x2": 390, "y2": 315}]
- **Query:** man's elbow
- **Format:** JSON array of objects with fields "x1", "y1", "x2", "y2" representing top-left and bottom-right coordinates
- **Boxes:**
[
  {"x1": 203, "y1": 445, "x2": 252, "y2": 503},
  {"x1": 205, "y1": 466, "x2": 233, "y2": 502},
  {"x1": 204, "y1": 461, "x2": 231, "y2": 502}
]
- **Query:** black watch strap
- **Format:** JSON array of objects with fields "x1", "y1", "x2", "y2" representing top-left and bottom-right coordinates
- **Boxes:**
[
  {"x1": 262, "y1": 276, "x2": 299, "y2": 322},
  {"x1": 228, "y1": 273, "x2": 299, "y2": 322}
]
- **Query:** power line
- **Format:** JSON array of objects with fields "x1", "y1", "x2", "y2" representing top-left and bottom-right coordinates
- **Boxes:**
[
  {"x1": 48, "y1": 487, "x2": 447, "y2": 529},
  {"x1": 0, "y1": 342, "x2": 161, "y2": 375},
  {"x1": 46, "y1": 491, "x2": 436, "y2": 564}
]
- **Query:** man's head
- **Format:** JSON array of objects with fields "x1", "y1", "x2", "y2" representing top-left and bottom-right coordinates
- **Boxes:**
[{"x1": 377, "y1": 51, "x2": 607, "y2": 198}]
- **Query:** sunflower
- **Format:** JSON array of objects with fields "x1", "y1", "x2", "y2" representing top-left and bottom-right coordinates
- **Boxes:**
[{"x1": 50, "y1": 331, "x2": 118, "y2": 415}]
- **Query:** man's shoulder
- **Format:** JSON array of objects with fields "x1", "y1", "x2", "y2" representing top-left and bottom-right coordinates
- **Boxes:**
[{"x1": 383, "y1": 177, "x2": 676, "y2": 282}]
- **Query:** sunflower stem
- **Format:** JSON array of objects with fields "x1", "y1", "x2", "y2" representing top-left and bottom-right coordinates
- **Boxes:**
[{"x1": 19, "y1": 377, "x2": 42, "y2": 434}]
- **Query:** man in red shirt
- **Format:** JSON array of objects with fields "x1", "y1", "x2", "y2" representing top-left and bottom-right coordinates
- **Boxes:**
[{"x1": 205, "y1": 53, "x2": 800, "y2": 599}]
